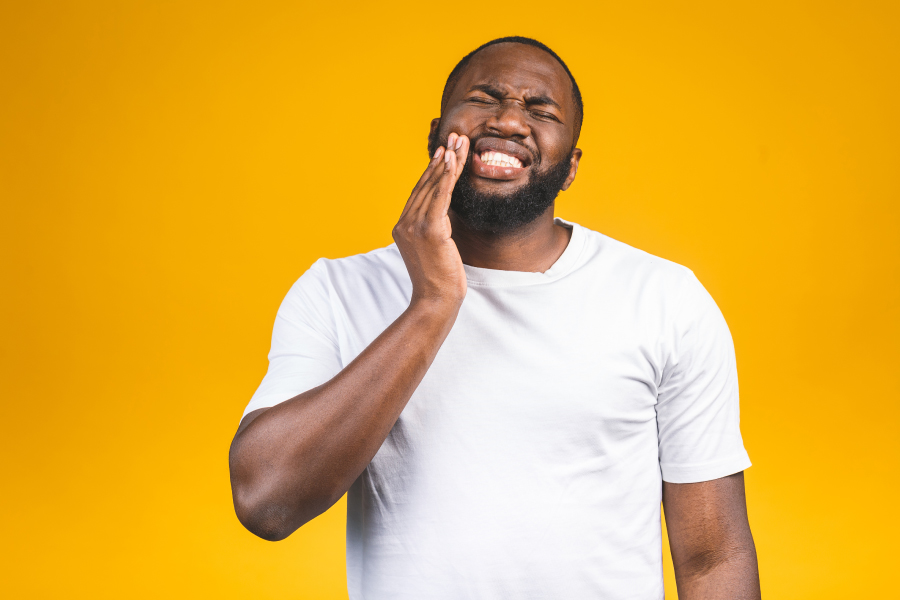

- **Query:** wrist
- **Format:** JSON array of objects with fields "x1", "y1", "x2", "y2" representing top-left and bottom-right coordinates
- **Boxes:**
[{"x1": 407, "y1": 294, "x2": 463, "y2": 322}]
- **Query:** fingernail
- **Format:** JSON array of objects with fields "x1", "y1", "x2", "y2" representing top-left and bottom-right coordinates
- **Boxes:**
[
  {"x1": 434, "y1": 147, "x2": 443, "y2": 159},
  {"x1": 444, "y1": 150, "x2": 452, "y2": 163},
  {"x1": 456, "y1": 136, "x2": 464, "y2": 150}
]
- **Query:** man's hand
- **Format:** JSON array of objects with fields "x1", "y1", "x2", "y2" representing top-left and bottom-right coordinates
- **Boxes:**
[{"x1": 393, "y1": 133, "x2": 469, "y2": 309}]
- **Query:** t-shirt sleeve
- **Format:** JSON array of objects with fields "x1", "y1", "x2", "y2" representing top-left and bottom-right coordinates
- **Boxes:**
[
  {"x1": 240, "y1": 259, "x2": 343, "y2": 422},
  {"x1": 656, "y1": 271, "x2": 751, "y2": 483}
]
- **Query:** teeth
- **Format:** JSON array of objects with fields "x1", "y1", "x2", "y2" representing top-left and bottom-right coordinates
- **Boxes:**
[{"x1": 480, "y1": 151, "x2": 522, "y2": 168}]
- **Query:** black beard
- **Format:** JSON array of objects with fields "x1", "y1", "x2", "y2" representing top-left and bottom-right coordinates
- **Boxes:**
[{"x1": 428, "y1": 134, "x2": 572, "y2": 234}]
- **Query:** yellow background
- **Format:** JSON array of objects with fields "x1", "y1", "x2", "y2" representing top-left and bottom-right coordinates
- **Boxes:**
[{"x1": 2, "y1": 1, "x2": 898, "y2": 597}]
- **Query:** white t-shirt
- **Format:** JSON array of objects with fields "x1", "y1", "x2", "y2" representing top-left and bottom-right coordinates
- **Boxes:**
[{"x1": 243, "y1": 218, "x2": 751, "y2": 600}]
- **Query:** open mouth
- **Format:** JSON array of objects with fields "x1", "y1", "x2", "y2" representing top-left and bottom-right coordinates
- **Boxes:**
[
  {"x1": 478, "y1": 151, "x2": 524, "y2": 168},
  {"x1": 471, "y1": 138, "x2": 533, "y2": 181}
]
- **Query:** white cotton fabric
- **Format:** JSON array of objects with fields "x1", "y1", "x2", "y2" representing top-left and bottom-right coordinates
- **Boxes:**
[{"x1": 243, "y1": 218, "x2": 751, "y2": 600}]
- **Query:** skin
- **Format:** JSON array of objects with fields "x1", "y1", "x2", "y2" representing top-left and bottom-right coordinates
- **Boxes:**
[
  {"x1": 665, "y1": 472, "x2": 761, "y2": 599},
  {"x1": 229, "y1": 42, "x2": 760, "y2": 599}
]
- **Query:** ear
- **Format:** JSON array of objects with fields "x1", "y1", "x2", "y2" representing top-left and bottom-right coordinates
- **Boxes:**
[
  {"x1": 427, "y1": 118, "x2": 441, "y2": 155},
  {"x1": 560, "y1": 148, "x2": 582, "y2": 191}
]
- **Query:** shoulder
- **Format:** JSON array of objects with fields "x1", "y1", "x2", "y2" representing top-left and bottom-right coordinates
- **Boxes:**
[
  {"x1": 290, "y1": 244, "x2": 405, "y2": 288},
  {"x1": 311, "y1": 244, "x2": 407, "y2": 289},
  {"x1": 569, "y1": 224, "x2": 735, "y2": 364},
  {"x1": 316, "y1": 243, "x2": 404, "y2": 276},
  {"x1": 568, "y1": 220, "x2": 699, "y2": 294},
  {"x1": 284, "y1": 244, "x2": 410, "y2": 314}
]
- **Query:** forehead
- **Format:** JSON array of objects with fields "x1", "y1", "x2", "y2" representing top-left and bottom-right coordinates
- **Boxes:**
[{"x1": 453, "y1": 43, "x2": 574, "y2": 111}]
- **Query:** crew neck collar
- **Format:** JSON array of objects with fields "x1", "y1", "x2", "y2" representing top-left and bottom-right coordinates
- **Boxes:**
[{"x1": 463, "y1": 218, "x2": 586, "y2": 287}]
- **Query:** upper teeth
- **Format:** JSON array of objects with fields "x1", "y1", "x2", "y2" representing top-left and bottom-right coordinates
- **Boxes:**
[{"x1": 480, "y1": 151, "x2": 523, "y2": 168}]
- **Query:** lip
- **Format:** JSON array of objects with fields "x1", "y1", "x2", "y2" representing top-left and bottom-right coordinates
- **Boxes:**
[
  {"x1": 471, "y1": 153, "x2": 526, "y2": 180},
  {"x1": 471, "y1": 137, "x2": 534, "y2": 181}
]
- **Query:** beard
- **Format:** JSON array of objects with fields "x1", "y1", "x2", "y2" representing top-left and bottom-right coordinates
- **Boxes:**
[{"x1": 428, "y1": 133, "x2": 573, "y2": 234}]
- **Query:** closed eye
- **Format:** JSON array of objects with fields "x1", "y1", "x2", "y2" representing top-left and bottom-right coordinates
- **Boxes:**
[
  {"x1": 465, "y1": 92, "x2": 563, "y2": 123},
  {"x1": 530, "y1": 110, "x2": 560, "y2": 122}
]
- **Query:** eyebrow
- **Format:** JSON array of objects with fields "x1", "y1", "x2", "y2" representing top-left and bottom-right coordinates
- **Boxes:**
[{"x1": 468, "y1": 83, "x2": 563, "y2": 111}]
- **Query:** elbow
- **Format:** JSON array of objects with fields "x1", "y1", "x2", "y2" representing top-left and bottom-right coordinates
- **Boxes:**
[
  {"x1": 229, "y1": 436, "x2": 301, "y2": 541},
  {"x1": 678, "y1": 543, "x2": 758, "y2": 582},
  {"x1": 231, "y1": 482, "x2": 338, "y2": 542},
  {"x1": 235, "y1": 501, "x2": 295, "y2": 542},
  {"x1": 229, "y1": 467, "x2": 294, "y2": 540},
  {"x1": 232, "y1": 485, "x2": 298, "y2": 541},
  {"x1": 228, "y1": 436, "x2": 345, "y2": 540}
]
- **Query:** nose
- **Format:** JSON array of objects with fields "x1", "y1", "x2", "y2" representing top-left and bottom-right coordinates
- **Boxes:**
[{"x1": 485, "y1": 101, "x2": 530, "y2": 139}]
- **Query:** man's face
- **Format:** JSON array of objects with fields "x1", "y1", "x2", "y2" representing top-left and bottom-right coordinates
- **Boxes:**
[{"x1": 428, "y1": 43, "x2": 582, "y2": 233}]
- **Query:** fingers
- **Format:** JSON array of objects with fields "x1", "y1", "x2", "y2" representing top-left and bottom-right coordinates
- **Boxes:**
[
  {"x1": 424, "y1": 134, "x2": 468, "y2": 222},
  {"x1": 425, "y1": 144, "x2": 458, "y2": 223},
  {"x1": 450, "y1": 133, "x2": 469, "y2": 179},
  {"x1": 399, "y1": 132, "x2": 469, "y2": 224},
  {"x1": 399, "y1": 146, "x2": 445, "y2": 220},
  {"x1": 404, "y1": 145, "x2": 452, "y2": 222}
]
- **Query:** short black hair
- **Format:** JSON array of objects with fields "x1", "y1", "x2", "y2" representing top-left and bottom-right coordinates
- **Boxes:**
[{"x1": 440, "y1": 36, "x2": 584, "y2": 143}]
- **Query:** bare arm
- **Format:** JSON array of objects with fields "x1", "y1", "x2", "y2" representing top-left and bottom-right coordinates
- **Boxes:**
[
  {"x1": 229, "y1": 135, "x2": 471, "y2": 541},
  {"x1": 663, "y1": 471, "x2": 761, "y2": 599}
]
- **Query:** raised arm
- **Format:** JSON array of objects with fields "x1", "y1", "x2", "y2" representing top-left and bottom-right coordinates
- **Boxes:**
[
  {"x1": 663, "y1": 472, "x2": 761, "y2": 599},
  {"x1": 229, "y1": 135, "x2": 470, "y2": 541}
]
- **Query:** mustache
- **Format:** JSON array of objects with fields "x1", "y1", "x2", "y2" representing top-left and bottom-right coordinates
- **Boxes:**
[{"x1": 428, "y1": 132, "x2": 540, "y2": 166}]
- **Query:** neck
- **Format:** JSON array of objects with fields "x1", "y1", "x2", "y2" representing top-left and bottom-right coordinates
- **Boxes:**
[{"x1": 450, "y1": 205, "x2": 572, "y2": 273}]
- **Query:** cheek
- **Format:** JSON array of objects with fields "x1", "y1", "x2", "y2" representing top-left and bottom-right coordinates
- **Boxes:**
[
  {"x1": 442, "y1": 107, "x2": 487, "y2": 138},
  {"x1": 532, "y1": 129, "x2": 572, "y2": 164}
]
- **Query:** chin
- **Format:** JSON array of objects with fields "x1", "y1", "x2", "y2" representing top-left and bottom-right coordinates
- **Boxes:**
[{"x1": 469, "y1": 178, "x2": 528, "y2": 196}]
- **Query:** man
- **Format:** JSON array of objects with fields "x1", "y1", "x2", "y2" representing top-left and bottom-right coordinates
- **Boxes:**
[{"x1": 229, "y1": 37, "x2": 760, "y2": 600}]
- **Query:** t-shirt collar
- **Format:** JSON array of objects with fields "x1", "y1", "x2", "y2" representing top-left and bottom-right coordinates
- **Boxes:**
[{"x1": 463, "y1": 217, "x2": 586, "y2": 287}]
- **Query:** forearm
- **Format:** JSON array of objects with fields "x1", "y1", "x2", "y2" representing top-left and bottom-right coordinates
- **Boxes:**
[
  {"x1": 229, "y1": 298, "x2": 459, "y2": 540},
  {"x1": 230, "y1": 136, "x2": 470, "y2": 541}
]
